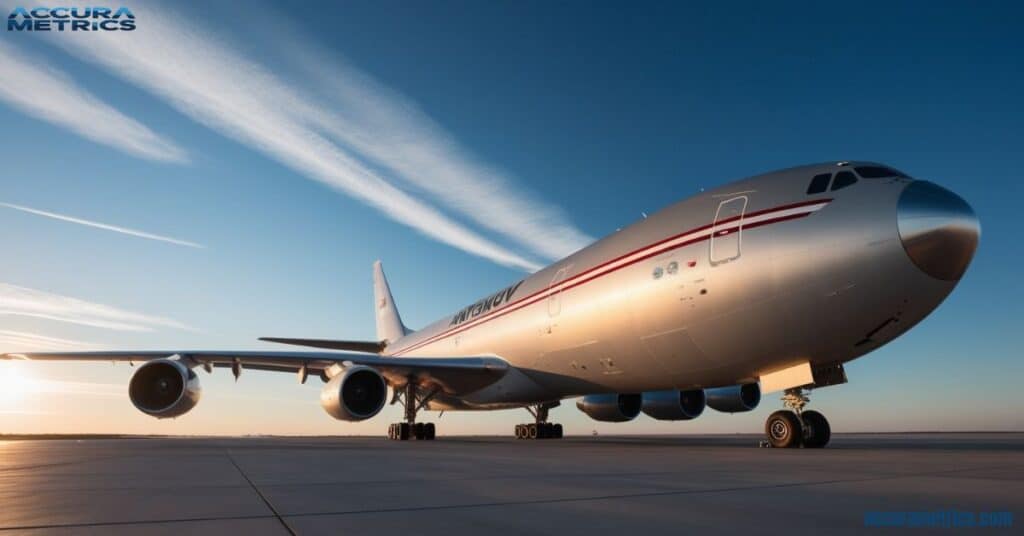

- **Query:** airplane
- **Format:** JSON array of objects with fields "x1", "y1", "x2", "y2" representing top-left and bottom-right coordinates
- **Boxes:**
[{"x1": 2, "y1": 161, "x2": 979, "y2": 448}]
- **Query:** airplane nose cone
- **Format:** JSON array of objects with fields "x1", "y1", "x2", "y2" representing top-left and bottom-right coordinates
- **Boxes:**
[{"x1": 897, "y1": 181, "x2": 980, "y2": 281}]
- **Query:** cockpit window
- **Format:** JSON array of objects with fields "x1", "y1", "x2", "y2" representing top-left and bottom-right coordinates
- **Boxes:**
[
  {"x1": 855, "y1": 166, "x2": 906, "y2": 179},
  {"x1": 806, "y1": 173, "x2": 831, "y2": 194},
  {"x1": 831, "y1": 171, "x2": 857, "y2": 191}
]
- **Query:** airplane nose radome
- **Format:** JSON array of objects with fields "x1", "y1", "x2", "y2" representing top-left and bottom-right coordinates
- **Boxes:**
[{"x1": 897, "y1": 181, "x2": 980, "y2": 281}]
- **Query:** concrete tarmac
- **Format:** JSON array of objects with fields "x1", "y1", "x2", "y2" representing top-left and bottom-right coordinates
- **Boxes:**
[{"x1": 0, "y1": 434, "x2": 1020, "y2": 535}]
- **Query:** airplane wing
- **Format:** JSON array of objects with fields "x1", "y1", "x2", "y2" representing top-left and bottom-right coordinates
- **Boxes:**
[{"x1": 0, "y1": 350, "x2": 509, "y2": 395}]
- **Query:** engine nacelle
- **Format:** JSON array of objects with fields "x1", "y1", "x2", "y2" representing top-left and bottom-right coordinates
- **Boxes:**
[
  {"x1": 641, "y1": 389, "x2": 706, "y2": 420},
  {"x1": 705, "y1": 383, "x2": 761, "y2": 413},
  {"x1": 575, "y1": 393, "x2": 642, "y2": 422},
  {"x1": 320, "y1": 365, "x2": 387, "y2": 421},
  {"x1": 128, "y1": 359, "x2": 201, "y2": 418}
]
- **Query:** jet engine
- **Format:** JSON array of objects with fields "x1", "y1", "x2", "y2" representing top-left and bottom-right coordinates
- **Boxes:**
[
  {"x1": 641, "y1": 389, "x2": 706, "y2": 420},
  {"x1": 705, "y1": 383, "x2": 760, "y2": 413},
  {"x1": 320, "y1": 365, "x2": 387, "y2": 421},
  {"x1": 128, "y1": 358, "x2": 201, "y2": 418},
  {"x1": 576, "y1": 393, "x2": 642, "y2": 422}
]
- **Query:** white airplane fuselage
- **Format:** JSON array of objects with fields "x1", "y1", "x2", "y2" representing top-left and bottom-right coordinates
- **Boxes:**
[{"x1": 387, "y1": 162, "x2": 978, "y2": 411}]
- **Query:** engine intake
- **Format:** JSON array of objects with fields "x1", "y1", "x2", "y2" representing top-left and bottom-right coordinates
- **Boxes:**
[
  {"x1": 128, "y1": 359, "x2": 201, "y2": 418},
  {"x1": 320, "y1": 365, "x2": 387, "y2": 421},
  {"x1": 576, "y1": 393, "x2": 642, "y2": 422},
  {"x1": 705, "y1": 383, "x2": 760, "y2": 413},
  {"x1": 641, "y1": 389, "x2": 706, "y2": 420}
]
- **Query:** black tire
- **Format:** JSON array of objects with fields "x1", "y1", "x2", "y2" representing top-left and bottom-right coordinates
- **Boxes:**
[
  {"x1": 765, "y1": 410, "x2": 802, "y2": 448},
  {"x1": 425, "y1": 422, "x2": 436, "y2": 440},
  {"x1": 514, "y1": 424, "x2": 522, "y2": 439},
  {"x1": 528, "y1": 423, "x2": 538, "y2": 439},
  {"x1": 398, "y1": 422, "x2": 410, "y2": 441},
  {"x1": 388, "y1": 424, "x2": 395, "y2": 440},
  {"x1": 413, "y1": 423, "x2": 425, "y2": 440},
  {"x1": 538, "y1": 423, "x2": 550, "y2": 439},
  {"x1": 801, "y1": 410, "x2": 831, "y2": 448},
  {"x1": 554, "y1": 423, "x2": 563, "y2": 439}
]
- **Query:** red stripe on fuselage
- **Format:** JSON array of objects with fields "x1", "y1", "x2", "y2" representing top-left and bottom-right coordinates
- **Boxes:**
[{"x1": 391, "y1": 198, "x2": 831, "y2": 356}]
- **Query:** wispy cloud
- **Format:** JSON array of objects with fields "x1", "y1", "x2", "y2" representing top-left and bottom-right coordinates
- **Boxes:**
[
  {"x1": 277, "y1": 39, "x2": 594, "y2": 261},
  {"x1": 0, "y1": 284, "x2": 192, "y2": 332},
  {"x1": 0, "y1": 40, "x2": 187, "y2": 164},
  {"x1": 1, "y1": 202, "x2": 204, "y2": 249},
  {"x1": 0, "y1": 330, "x2": 103, "y2": 352},
  {"x1": 14, "y1": 2, "x2": 593, "y2": 271}
]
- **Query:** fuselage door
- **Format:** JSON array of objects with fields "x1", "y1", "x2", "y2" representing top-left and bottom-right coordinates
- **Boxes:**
[
  {"x1": 710, "y1": 196, "x2": 747, "y2": 265},
  {"x1": 547, "y1": 266, "x2": 570, "y2": 317}
]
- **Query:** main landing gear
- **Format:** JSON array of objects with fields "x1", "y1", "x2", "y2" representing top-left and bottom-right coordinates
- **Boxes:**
[
  {"x1": 514, "y1": 402, "x2": 564, "y2": 440},
  {"x1": 763, "y1": 387, "x2": 831, "y2": 448},
  {"x1": 387, "y1": 381, "x2": 438, "y2": 441}
]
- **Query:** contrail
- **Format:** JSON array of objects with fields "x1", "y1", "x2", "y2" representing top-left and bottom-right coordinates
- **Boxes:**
[
  {"x1": 0, "y1": 329, "x2": 103, "y2": 351},
  {"x1": 1, "y1": 202, "x2": 204, "y2": 249},
  {"x1": 13, "y1": 1, "x2": 566, "y2": 271},
  {"x1": 0, "y1": 40, "x2": 187, "y2": 164},
  {"x1": 276, "y1": 36, "x2": 595, "y2": 261},
  {"x1": 0, "y1": 283, "x2": 193, "y2": 332}
]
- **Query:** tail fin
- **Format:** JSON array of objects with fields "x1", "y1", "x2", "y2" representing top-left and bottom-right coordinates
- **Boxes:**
[{"x1": 373, "y1": 260, "x2": 409, "y2": 345}]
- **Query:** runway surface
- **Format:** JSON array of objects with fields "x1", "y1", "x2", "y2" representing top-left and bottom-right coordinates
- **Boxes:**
[{"x1": 0, "y1": 433, "x2": 1020, "y2": 534}]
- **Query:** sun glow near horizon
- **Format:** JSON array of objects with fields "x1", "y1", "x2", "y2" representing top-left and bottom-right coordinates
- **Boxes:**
[{"x1": 0, "y1": 361, "x2": 35, "y2": 406}]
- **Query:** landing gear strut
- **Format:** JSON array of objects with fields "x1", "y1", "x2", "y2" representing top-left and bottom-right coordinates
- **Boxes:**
[
  {"x1": 763, "y1": 387, "x2": 830, "y2": 448},
  {"x1": 387, "y1": 381, "x2": 438, "y2": 441},
  {"x1": 514, "y1": 402, "x2": 564, "y2": 440}
]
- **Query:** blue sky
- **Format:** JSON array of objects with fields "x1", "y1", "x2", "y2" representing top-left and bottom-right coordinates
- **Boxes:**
[{"x1": 0, "y1": 0, "x2": 1021, "y2": 435}]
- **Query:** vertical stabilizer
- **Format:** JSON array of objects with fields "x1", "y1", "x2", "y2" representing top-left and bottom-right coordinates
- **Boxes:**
[{"x1": 373, "y1": 261, "x2": 408, "y2": 345}]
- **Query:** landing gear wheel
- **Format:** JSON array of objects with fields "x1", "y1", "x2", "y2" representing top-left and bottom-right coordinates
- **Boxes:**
[
  {"x1": 765, "y1": 410, "x2": 802, "y2": 448},
  {"x1": 385, "y1": 424, "x2": 409, "y2": 440},
  {"x1": 514, "y1": 402, "x2": 564, "y2": 440},
  {"x1": 801, "y1": 410, "x2": 830, "y2": 448},
  {"x1": 387, "y1": 382, "x2": 440, "y2": 441}
]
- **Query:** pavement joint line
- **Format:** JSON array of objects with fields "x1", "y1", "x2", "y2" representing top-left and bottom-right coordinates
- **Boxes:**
[
  {"x1": 0, "y1": 461, "x2": 1014, "y2": 533},
  {"x1": 0, "y1": 436, "x2": 1019, "y2": 531},
  {"x1": 279, "y1": 463, "x2": 1021, "y2": 519},
  {"x1": 0, "y1": 514, "x2": 281, "y2": 532},
  {"x1": 5, "y1": 461, "x2": 1015, "y2": 496},
  {"x1": 223, "y1": 448, "x2": 297, "y2": 536}
]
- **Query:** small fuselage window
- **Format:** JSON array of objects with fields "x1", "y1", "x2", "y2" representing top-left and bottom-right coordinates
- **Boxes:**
[
  {"x1": 831, "y1": 171, "x2": 858, "y2": 191},
  {"x1": 806, "y1": 173, "x2": 832, "y2": 194}
]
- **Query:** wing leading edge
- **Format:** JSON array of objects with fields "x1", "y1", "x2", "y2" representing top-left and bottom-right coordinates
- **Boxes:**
[{"x1": 1, "y1": 350, "x2": 508, "y2": 395}]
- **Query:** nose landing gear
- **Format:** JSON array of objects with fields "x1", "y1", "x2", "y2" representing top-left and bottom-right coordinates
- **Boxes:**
[
  {"x1": 763, "y1": 388, "x2": 831, "y2": 448},
  {"x1": 514, "y1": 402, "x2": 564, "y2": 440}
]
